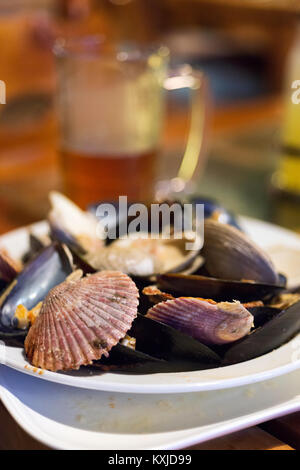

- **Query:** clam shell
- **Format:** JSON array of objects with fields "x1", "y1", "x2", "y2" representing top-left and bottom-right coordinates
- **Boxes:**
[
  {"x1": 203, "y1": 220, "x2": 279, "y2": 284},
  {"x1": 0, "y1": 249, "x2": 21, "y2": 283},
  {"x1": 87, "y1": 241, "x2": 161, "y2": 277},
  {"x1": 49, "y1": 191, "x2": 104, "y2": 254},
  {"x1": 24, "y1": 271, "x2": 139, "y2": 371},
  {"x1": 146, "y1": 298, "x2": 253, "y2": 345},
  {"x1": 87, "y1": 234, "x2": 202, "y2": 278}
]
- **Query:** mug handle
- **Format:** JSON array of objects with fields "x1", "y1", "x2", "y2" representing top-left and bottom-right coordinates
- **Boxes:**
[{"x1": 156, "y1": 66, "x2": 211, "y2": 200}]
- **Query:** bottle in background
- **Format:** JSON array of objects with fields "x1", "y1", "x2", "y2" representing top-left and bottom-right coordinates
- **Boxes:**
[{"x1": 271, "y1": 23, "x2": 300, "y2": 231}]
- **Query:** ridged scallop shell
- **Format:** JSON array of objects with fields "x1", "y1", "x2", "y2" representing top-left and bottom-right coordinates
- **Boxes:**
[
  {"x1": 146, "y1": 298, "x2": 253, "y2": 345},
  {"x1": 0, "y1": 248, "x2": 21, "y2": 283},
  {"x1": 25, "y1": 271, "x2": 139, "y2": 371}
]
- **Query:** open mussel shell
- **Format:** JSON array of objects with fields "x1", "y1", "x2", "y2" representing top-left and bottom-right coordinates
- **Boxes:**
[
  {"x1": 22, "y1": 232, "x2": 51, "y2": 264},
  {"x1": 68, "y1": 247, "x2": 97, "y2": 275},
  {"x1": 157, "y1": 273, "x2": 285, "y2": 302},
  {"x1": 146, "y1": 298, "x2": 253, "y2": 345},
  {"x1": 127, "y1": 313, "x2": 221, "y2": 369},
  {"x1": 202, "y1": 219, "x2": 280, "y2": 285},
  {"x1": 223, "y1": 300, "x2": 300, "y2": 365},
  {"x1": 0, "y1": 243, "x2": 74, "y2": 335},
  {"x1": 92, "y1": 341, "x2": 220, "y2": 374},
  {"x1": 25, "y1": 271, "x2": 139, "y2": 371}
]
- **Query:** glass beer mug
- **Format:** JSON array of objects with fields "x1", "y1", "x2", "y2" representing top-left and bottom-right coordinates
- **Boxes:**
[{"x1": 54, "y1": 37, "x2": 209, "y2": 208}]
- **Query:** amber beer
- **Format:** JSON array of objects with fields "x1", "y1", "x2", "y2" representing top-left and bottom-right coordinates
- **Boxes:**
[
  {"x1": 61, "y1": 147, "x2": 158, "y2": 207},
  {"x1": 54, "y1": 38, "x2": 208, "y2": 208}
]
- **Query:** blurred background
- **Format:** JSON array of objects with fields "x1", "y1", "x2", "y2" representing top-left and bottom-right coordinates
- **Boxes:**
[{"x1": 0, "y1": 0, "x2": 300, "y2": 231}]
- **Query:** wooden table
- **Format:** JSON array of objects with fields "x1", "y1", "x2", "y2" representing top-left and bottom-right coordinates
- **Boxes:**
[{"x1": 0, "y1": 96, "x2": 299, "y2": 450}]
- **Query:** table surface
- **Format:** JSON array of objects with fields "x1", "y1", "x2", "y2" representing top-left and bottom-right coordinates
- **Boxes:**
[{"x1": 0, "y1": 95, "x2": 299, "y2": 450}]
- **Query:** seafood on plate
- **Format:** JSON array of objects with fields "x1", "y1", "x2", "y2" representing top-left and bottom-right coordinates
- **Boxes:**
[
  {"x1": 48, "y1": 192, "x2": 204, "y2": 280},
  {"x1": 0, "y1": 243, "x2": 74, "y2": 338},
  {"x1": 1, "y1": 191, "x2": 299, "y2": 374}
]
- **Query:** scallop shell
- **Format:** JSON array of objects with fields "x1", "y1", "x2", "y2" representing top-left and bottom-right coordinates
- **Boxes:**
[
  {"x1": 146, "y1": 297, "x2": 253, "y2": 345},
  {"x1": 25, "y1": 271, "x2": 139, "y2": 371}
]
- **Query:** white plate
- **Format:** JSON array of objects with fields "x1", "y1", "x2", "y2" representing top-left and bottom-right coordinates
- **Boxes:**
[
  {"x1": 0, "y1": 217, "x2": 300, "y2": 394},
  {"x1": 0, "y1": 364, "x2": 299, "y2": 449}
]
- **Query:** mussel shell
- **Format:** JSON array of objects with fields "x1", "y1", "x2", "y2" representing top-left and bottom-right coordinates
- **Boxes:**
[
  {"x1": 128, "y1": 313, "x2": 221, "y2": 369},
  {"x1": 92, "y1": 342, "x2": 220, "y2": 374},
  {"x1": 68, "y1": 247, "x2": 97, "y2": 275},
  {"x1": 0, "y1": 243, "x2": 73, "y2": 332},
  {"x1": 0, "y1": 325, "x2": 26, "y2": 342},
  {"x1": 50, "y1": 224, "x2": 86, "y2": 255},
  {"x1": 203, "y1": 219, "x2": 279, "y2": 285},
  {"x1": 223, "y1": 300, "x2": 300, "y2": 365},
  {"x1": 22, "y1": 233, "x2": 51, "y2": 264},
  {"x1": 91, "y1": 343, "x2": 167, "y2": 374},
  {"x1": 191, "y1": 196, "x2": 242, "y2": 230},
  {"x1": 247, "y1": 306, "x2": 281, "y2": 328},
  {"x1": 157, "y1": 273, "x2": 284, "y2": 302}
]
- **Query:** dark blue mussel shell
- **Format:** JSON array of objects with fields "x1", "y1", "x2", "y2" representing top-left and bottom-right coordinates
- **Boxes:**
[
  {"x1": 223, "y1": 300, "x2": 300, "y2": 365},
  {"x1": 157, "y1": 273, "x2": 285, "y2": 303},
  {"x1": 0, "y1": 243, "x2": 73, "y2": 337},
  {"x1": 190, "y1": 196, "x2": 242, "y2": 230}
]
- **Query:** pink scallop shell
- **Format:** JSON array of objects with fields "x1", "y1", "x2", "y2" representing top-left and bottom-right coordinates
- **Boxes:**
[
  {"x1": 25, "y1": 271, "x2": 139, "y2": 371},
  {"x1": 146, "y1": 297, "x2": 253, "y2": 345}
]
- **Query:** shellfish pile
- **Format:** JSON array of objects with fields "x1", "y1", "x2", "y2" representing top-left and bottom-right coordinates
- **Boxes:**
[{"x1": 0, "y1": 191, "x2": 299, "y2": 374}]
